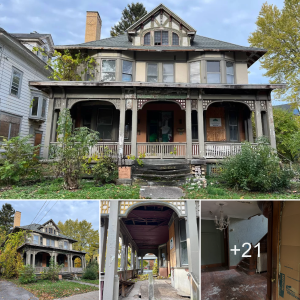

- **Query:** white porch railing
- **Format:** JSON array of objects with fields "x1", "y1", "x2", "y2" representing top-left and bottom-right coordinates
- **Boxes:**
[
  {"x1": 137, "y1": 143, "x2": 186, "y2": 158},
  {"x1": 192, "y1": 142, "x2": 199, "y2": 157},
  {"x1": 72, "y1": 267, "x2": 83, "y2": 272},
  {"x1": 205, "y1": 142, "x2": 257, "y2": 158}
]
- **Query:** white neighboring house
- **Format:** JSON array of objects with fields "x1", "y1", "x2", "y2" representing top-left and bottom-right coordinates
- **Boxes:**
[{"x1": 0, "y1": 28, "x2": 53, "y2": 155}]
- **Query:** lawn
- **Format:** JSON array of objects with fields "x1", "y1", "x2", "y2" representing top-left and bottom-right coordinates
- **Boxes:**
[
  {"x1": 0, "y1": 178, "x2": 140, "y2": 199},
  {"x1": 80, "y1": 279, "x2": 99, "y2": 285},
  {"x1": 7, "y1": 279, "x2": 98, "y2": 300}
]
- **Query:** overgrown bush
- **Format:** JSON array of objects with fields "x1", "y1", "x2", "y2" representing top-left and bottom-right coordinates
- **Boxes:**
[
  {"x1": 219, "y1": 137, "x2": 294, "y2": 192},
  {"x1": 19, "y1": 265, "x2": 37, "y2": 284},
  {"x1": 0, "y1": 135, "x2": 42, "y2": 185},
  {"x1": 40, "y1": 257, "x2": 63, "y2": 282},
  {"x1": 153, "y1": 259, "x2": 158, "y2": 275},
  {"x1": 92, "y1": 148, "x2": 118, "y2": 184},
  {"x1": 82, "y1": 260, "x2": 99, "y2": 280}
]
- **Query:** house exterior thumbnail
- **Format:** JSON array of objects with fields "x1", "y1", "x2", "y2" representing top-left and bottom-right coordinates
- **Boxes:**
[
  {"x1": 0, "y1": 28, "x2": 53, "y2": 155},
  {"x1": 30, "y1": 3, "x2": 283, "y2": 182},
  {"x1": 12, "y1": 211, "x2": 87, "y2": 275}
]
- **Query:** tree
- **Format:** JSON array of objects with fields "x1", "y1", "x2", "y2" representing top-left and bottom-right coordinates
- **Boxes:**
[
  {"x1": 110, "y1": 3, "x2": 147, "y2": 36},
  {"x1": 248, "y1": 0, "x2": 300, "y2": 104},
  {"x1": 57, "y1": 219, "x2": 99, "y2": 262},
  {"x1": 51, "y1": 108, "x2": 99, "y2": 190},
  {"x1": 0, "y1": 203, "x2": 15, "y2": 233},
  {"x1": 273, "y1": 108, "x2": 300, "y2": 161}
]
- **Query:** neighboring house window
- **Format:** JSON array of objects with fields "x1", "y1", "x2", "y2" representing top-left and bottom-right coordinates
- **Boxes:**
[
  {"x1": 51, "y1": 240, "x2": 55, "y2": 247},
  {"x1": 122, "y1": 60, "x2": 133, "y2": 82},
  {"x1": 189, "y1": 61, "x2": 201, "y2": 83},
  {"x1": 30, "y1": 95, "x2": 47, "y2": 119},
  {"x1": 226, "y1": 61, "x2": 234, "y2": 83},
  {"x1": 33, "y1": 235, "x2": 39, "y2": 245},
  {"x1": 162, "y1": 63, "x2": 174, "y2": 82},
  {"x1": 64, "y1": 241, "x2": 68, "y2": 249},
  {"x1": 10, "y1": 68, "x2": 23, "y2": 97},
  {"x1": 172, "y1": 33, "x2": 179, "y2": 45},
  {"x1": 179, "y1": 219, "x2": 188, "y2": 265},
  {"x1": 144, "y1": 32, "x2": 150, "y2": 45},
  {"x1": 207, "y1": 61, "x2": 221, "y2": 83},
  {"x1": 147, "y1": 63, "x2": 158, "y2": 82},
  {"x1": 229, "y1": 111, "x2": 238, "y2": 141},
  {"x1": 101, "y1": 60, "x2": 116, "y2": 81},
  {"x1": 154, "y1": 31, "x2": 168, "y2": 45},
  {"x1": 0, "y1": 112, "x2": 21, "y2": 142}
]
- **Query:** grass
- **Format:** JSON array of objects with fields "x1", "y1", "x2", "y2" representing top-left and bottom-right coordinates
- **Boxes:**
[
  {"x1": 183, "y1": 177, "x2": 300, "y2": 199},
  {"x1": 6, "y1": 279, "x2": 98, "y2": 300},
  {"x1": 0, "y1": 178, "x2": 140, "y2": 199},
  {"x1": 80, "y1": 278, "x2": 99, "y2": 285}
]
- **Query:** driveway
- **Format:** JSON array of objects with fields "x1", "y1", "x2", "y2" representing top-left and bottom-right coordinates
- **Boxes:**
[
  {"x1": 0, "y1": 280, "x2": 38, "y2": 300},
  {"x1": 55, "y1": 290, "x2": 99, "y2": 300}
]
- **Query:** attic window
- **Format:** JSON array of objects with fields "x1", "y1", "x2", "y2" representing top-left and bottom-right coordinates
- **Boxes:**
[
  {"x1": 154, "y1": 31, "x2": 168, "y2": 46},
  {"x1": 144, "y1": 32, "x2": 150, "y2": 45}
]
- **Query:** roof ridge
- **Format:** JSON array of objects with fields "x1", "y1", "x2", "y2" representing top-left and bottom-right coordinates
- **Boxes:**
[{"x1": 75, "y1": 34, "x2": 125, "y2": 46}]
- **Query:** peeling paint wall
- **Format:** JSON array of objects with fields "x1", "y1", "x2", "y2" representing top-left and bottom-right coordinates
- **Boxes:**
[{"x1": 229, "y1": 215, "x2": 268, "y2": 266}]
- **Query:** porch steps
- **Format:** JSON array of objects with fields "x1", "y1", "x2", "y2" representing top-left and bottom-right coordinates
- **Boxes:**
[
  {"x1": 132, "y1": 159, "x2": 192, "y2": 186},
  {"x1": 62, "y1": 274, "x2": 74, "y2": 280}
]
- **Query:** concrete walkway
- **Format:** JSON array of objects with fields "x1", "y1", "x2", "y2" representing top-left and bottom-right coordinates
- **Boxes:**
[
  {"x1": 0, "y1": 280, "x2": 38, "y2": 300},
  {"x1": 65, "y1": 280, "x2": 99, "y2": 287},
  {"x1": 55, "y1": 290, "x2": 99, "y2": 300},
  {"x1": 140, "y1": 186, "x2": 184, "y2": 199}
]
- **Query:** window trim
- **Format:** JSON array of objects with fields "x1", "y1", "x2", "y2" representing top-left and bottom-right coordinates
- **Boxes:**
[
  {"x1": 10, "y1": 67, "x2": 23, "y2": 98},
  {"x1": 101, "y1": 59, "x2": 116, "y2": 82},
  {"x1": 30, "y1": 93, "x2": 47, "y2": 120},
  {"x1": 206, "y1": 60, "x2": 221, "y2": 84},
  {"x1": 0, "y1": 111, "x2": 22, "y2": 142},
  {"x1": 143, "y1": 32, "x2": 151, "y2": 45},
  {"x1": 226, "y1": 61, "x2": 235, "y2": 84}
]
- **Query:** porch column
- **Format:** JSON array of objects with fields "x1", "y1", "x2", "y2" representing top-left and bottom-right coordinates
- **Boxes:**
[
  {"x1": 198, "y1": 99, "x2": 205, "y2": 158},
  {"x1": 131, "y1": 100, "x2": 138, "y2": 157},
  {"x1": 131, "y1": 248, "x2": 134, "y2": 270},
  {"x1": 26, "y1": 250, "x2": 31, "y2": 265},
  {"x1": 51, "y1": 110, "x2": 59, "y2": 142},
  {"x1": 136, "y1": 255, "x2": 139, "y2": 271},
  {"x1": 186, "y1": 200, "x2": 199, "y2": 281},
  {"x1": 255, "y1": 99, "x2": 263, "y2": 139},
  {"x1": 43, "y1": 98, "x2": 54, "y2": 158},
  {"x1": 100, "y1": 218, "x2": 108, "y2": 272},
  {"x1": 32, "y1": 251, "x2": 36, "y2": 268},
  {"x1": 266, "y1": 99, "x2": 277, "y2": 149},
  {"x1": 124, "y1": 244, "x2": 128, "y2": 280},
  {"x1": 118, "y1": 100, "x2": 126, "y2": 159},
  {"x1": 141, "y1": 256, "x2": 144, "y2": 274},
  {"x1": 103, "y1": 201, "x2": 120, "y2": 300},
  {"x1": 68, "y1": 255, "x2": 71, "y2": 272},
  {"x1": 70, "y1": 255, "x2": 73, "y2": 272},
  {"x1": 247, "y1": 112, "x2": 254, "y2": 143},
  {"x1": 186, "y1": 99, "x2": 192, "y2": 159},
  {"x1": 120, "y1": 244, "x2": 125, "y2": 271}
]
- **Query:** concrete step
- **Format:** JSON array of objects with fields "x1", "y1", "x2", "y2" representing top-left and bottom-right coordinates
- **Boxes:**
[
  {"x1": 133, "y1": 168, "x2": 191, "y2": 176},
  {"x1": 134, "y1": 178, "x2": 190, "y2": 187},
  {"x1": 133, "y1": 164, "x2": 190, "y2": 172},
  {"x1": 141, "y1": 159, "x2": 188, "y2": 165}
]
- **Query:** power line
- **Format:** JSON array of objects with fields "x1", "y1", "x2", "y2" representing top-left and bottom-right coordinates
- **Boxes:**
[
  {"x1": 37, "y1": 200, "x2": 59, "y2": 225},
  {"x1": 28, "y1": 200, "x2": 48, "y2": 230}
]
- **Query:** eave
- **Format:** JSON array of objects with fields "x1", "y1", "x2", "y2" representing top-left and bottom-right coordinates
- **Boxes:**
[{"x1": 17, "y1": 243, "x2": 86, "y2": 254}]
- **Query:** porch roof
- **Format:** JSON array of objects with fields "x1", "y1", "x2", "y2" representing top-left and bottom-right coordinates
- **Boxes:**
[
  {"x1": 29, "y1": 81, "x2": 286, "y2": 92},
  {"x1": 18, "y1": 242, "x2": 86, "y2": 254}
]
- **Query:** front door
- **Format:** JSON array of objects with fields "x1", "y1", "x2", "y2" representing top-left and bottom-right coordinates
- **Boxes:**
[{"x1": 147, "y1": 111, "x2": 173, "y2": 142}]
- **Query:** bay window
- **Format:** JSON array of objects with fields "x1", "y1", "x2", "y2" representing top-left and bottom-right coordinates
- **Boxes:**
[
  {"x1": 226, "y1": 61, "x2": 234, "y2": 83},
  {"x1": 101, "y1": 60, "x2": 116, "y2": 81},
  {"x1": 122, "y1": 60, "x2": 133, "y2": 82},
  {"x1": 190, "y1": 61, "x2": 201, "y2": 83},
  {"x1": 147, "y1": 63, "x2": 158, "y2": 82},
  {"x1": 207, "y1": 61, "x2": 221, "y2": 83},
  {"x1": 30, "y1": 95, "x2": 47, "y2": 120},
  {"x1": 162, "y1": 63, "x2": 174, "y2": 82}
]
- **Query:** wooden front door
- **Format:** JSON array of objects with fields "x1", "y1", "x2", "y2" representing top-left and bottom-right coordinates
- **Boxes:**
[{"x1": 34, "y1": 132, "x2": 42, "y2": 157}]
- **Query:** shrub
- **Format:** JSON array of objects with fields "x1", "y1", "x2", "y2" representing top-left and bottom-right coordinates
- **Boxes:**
[
  {"x1": 153, "y1": 259, "x2": 158, "y2": 275},
  {"x1": 219, "y1": 137, "x2": 294, "y2": 192},
  {"x1": 0, "y1": 135, "x2": 42, "y2": 185},
  {"x1": 40, "y1": 257, "x2": 63, "y2": 282},
  {"x1": 82, "y1": 261, "x2": 99, "y2": 280},
  {"x1": 19, "y1": 265, "x2": 36, "y2": 284}
]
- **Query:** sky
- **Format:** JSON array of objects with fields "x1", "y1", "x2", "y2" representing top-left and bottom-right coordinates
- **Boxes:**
[
  {"x1": 0, "y1": 0, "x2": 286, "y2": 105},
  {"x1": 0, "y1": 200, "x2": 99, "y2": 231}
]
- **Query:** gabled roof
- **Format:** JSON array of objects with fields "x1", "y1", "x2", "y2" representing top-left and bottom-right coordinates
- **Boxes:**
[
  {"x1": 11, "y1": 32, "x2": 52, "y2": 39},
  {"x1": 126, "y1": 3, "x2": 196, "y2": 32},
  {"x1": 39, "y1": 219, "x2": 60, "y2": 231}
]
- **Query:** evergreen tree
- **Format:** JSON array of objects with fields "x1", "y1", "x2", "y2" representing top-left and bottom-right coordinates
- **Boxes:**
[
  {"x1": 110, "y1": 3, "x2": 147, "y2": 36},
  {"x1": 0, "y1": 203, "x2": 15, "y2": 233}
]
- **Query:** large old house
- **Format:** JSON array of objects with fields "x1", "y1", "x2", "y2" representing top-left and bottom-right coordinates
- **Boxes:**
[
  {"x1": 100, "y1": 200, "x2": 199, "y2": 299},
  {"x1": 0, "y1": 28, "x2": 53, "y2": 155},
  {"x1": 29, "y1": 4, "x2": 283, "y2": 183},
  {"x1": 12, "y1": 211, "x2": 86, "y2": 276}
]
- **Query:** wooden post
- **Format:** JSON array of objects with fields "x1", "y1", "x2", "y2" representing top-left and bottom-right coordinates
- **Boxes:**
[
  {"x1": 131, "y1": 99, "x2": 137, "y2": 157},
  {"x1": 198, "y1": 99, "x2": 205, "y2": 158},
  {"x1": 186, "y1": 100, "x2": 192, "y2": 159}
]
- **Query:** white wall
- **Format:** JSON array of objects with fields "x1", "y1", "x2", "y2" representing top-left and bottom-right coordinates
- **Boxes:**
[{"x1": 172, "y1": 268, "x2": 191, "y2": 295}]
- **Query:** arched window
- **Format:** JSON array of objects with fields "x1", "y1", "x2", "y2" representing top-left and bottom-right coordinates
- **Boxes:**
[
  {"x1": 172, "y1": 33, "x2": 179, "y2": 45},
  {"x1": 144, "y1": 32, "x2": 150, "y2": 45}
]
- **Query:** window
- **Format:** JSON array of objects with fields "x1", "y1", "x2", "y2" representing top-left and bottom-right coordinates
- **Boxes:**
[
  {"x1": 51, "y1": 240, "x2": 55, "y2": 247},
  {"x1": 163, "y1": 63, "x2": 174, "y2": 82},
  {"x1": 46, "y1": 239, "x2": 50, "y2": 246},
  {"x1": 45, "y1": 228, "x2": 47, "y2": 233},
  {"x1": 147, "y1": 63, "x2": 158, "y2": 82},
  {"x1": 229, "y1": 111, "x2": 238, "y2": 141},
  {"x1": 190, "y1": 61, "x2": 201, "y2": 83},
  {"x1": 10, "y1": 68, "x2": 23, "y2": 97},
  {"x1": 226, "y1": 61, "x2": 234, "y2": 83},
  {"x1": 154, "y1": 31, "x2": 168, "y2": 45},
  {"x1": 30, "y1": 95, "x2": 47, "y2": 119},
  {"x1": 122, "y1": 60, "x2": 133, "y2": 82},
  {"x1": 144, "y1": 32, "x2": 150, "y2": 45},
  {"x1": 86, "y1": 69, "x2": 95, "y2": 81},
  {"x1": 98, "y1": 108, "x2": 113, "y2": 125},
  {"x1": 40, "y1": 237, "x2": 43, "y2": 245},
  {"x1": 172, "y1": 33, "x2": 179, "y2": 45},
  {"x1": 33, "y1": 235, "x2": 39, "y2": 245},
  {"x1": 179, "y1": 219, "x2": 188, "y2": 265},
  {"x1": 207, "y1": 61, "x2": 221, "y2": 83},
  {"x1": 59, "y1": 241, "x2": 63, "y2": 249},
  {"x1": 54, "y1": 230, "x2": 56, "y2": 235},
  {"x1": 101, "y1": 60, "x2": 116, "y2": 81},
  {"x1": 49, "y1": 228, "x2": 53, "y2": 234},
  {"x1": 192, "y1": 111, "x2": 198, "y2": 140},
  {"x1": 64, "y1": 241, "x2": 68, "y2": 249},
  {"x1": 0, "y1": 112, "x2": 21, "y2": 142}
]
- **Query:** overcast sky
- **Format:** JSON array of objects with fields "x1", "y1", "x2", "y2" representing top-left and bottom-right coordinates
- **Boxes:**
[
  {"x1": 0, "y1": 200, "x2": 99, "y2": 231},
  {"x1": 0, "y1": 0, "x2": 285, "y2": 104}
]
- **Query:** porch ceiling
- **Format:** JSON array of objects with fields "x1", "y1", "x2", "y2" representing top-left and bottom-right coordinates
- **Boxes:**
[
  {"x1": 123, "y1": 206, "x2": 174, "y2": 249},
  {"x1": 201, "y1": 201, "x2": 262, "y2": 220}
]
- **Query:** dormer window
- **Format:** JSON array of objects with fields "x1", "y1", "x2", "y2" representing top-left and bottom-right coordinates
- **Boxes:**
[
  {"x1": 49, "y1": 228, "x2": 53, "y2": 234},
  {"x1": 144, "y1": 32, "x2": 150, "y2": 45},
  {"x1": 45, "y1": 228, "x2": 47, "y2": 233},
  {"x1": 154, "y1": 31, "x2": 168, "y2": 46},
  {"x1": 172, "y1": 33, "x2": 179, "y2": 46}
]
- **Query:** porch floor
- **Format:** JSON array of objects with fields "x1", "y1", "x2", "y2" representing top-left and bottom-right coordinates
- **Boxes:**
[{"x1": 201, "y1": 268, "x2": 267, "y2": 300}]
